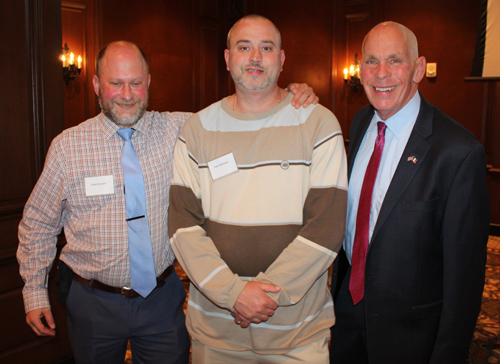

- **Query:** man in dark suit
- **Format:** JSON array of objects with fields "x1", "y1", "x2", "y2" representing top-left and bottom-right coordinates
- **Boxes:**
[{"x1": 330, "y1": 21, "x2": 490, "y2": 364}]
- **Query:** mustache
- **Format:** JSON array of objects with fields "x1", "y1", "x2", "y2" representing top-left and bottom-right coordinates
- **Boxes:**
[{"x1": 246, "y1": 61, "x2": 264, "y2": 70}]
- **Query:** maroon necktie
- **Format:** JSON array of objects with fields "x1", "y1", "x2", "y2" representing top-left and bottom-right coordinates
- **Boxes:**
[{"x1": 349, "y1": 121, "x2": 387, "y2": 305}]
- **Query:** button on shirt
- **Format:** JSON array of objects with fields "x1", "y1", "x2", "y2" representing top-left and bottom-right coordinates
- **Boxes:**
[
  {"x1": 344, "y1": 92, "x2": 421, "y2": 263},
  {"x1": 18, "y1": 111, "x2": 191, "y2": 312}
]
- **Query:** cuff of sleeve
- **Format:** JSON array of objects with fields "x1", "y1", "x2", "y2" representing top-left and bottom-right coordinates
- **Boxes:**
[
  {"x1": 252, "y1": 272, "x2": 283, "y2": 305},
  {"x1": 23, "y1": 288, "x2": 51, "y2": 314},
  {"x1": 225, "y1": 278, "x2": 248, "y2": 311}
]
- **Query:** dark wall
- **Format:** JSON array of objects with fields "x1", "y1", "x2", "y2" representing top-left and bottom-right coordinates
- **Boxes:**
[
  {"x1": 383, "y1": 0, "x2": 483, "y2": 139},
  {"x1": 0, "y1": 1, "x2": 73, "y2": 363},
  {"x1": 248, "y1": 0, "x2": 335, "y2": 110},
  {"x1": 100, "y1": 0, "x2": 196, "y2": 113}
]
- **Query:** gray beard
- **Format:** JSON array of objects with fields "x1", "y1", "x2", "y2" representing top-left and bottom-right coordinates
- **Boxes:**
[{"x1": 98, "y1": 91, "x2": 148, "y2": 127}]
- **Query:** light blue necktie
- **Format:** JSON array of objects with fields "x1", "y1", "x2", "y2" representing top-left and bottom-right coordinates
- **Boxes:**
[{"x1": 117, "y1": 128, "x2": 156, "y2": 297}]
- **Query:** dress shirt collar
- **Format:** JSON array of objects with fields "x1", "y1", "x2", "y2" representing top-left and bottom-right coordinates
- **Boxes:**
[
  {"x1": 98, "y1": 112, "x2": 150, "y2": 140},
  {"x1": 368, "y1": 91, "x2": 421, "y2": 140}
]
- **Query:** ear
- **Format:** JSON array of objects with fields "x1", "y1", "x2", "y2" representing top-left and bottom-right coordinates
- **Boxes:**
[
  {"x1": 148, "y1": 74, "x2": 151, "y2": 87},
  {"x1": 92, "y1": 75, "x2": 100, "y2": 97},
  {"x1": 280, "y1": 49, "x2": 285, "y2": 71},
  {"x1": 224, "y1": 49, "x2": 230, "y2": 71},
  {"x1": 359, "y1": 62, "x2": 364, "y2": 85},
  {"x1": 413, "y1": 56, "x2": 426, "y2": 84}
]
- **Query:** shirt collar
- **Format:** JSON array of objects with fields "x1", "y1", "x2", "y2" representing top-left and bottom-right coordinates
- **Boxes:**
[
  {"x1": 98, "y1": 111, "x2": 150, "y2": 140},
  {"x1": 368, "y1": 91, "x2": 421, "y2": 139}
]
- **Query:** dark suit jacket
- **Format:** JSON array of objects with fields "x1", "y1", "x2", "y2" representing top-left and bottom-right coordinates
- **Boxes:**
[{"x1": 339, "y1": 94, "x2": 490, "y2": 364}]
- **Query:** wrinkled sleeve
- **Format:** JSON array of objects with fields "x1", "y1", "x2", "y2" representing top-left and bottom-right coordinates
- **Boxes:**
[
  {"x1": 429, "y1": 144, "x2": 490, "y2": 364},
  {"x1": 253, "y1": 125, "x2": 348, "y2": 306},
  {"x1": 17, "y1": 141, "x2": 67, "y2": 313},
  {"x1": 168, "y1": 133, "x2": 246, "y2": 311}
]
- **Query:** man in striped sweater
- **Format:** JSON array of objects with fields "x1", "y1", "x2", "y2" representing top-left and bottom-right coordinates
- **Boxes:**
[{"x1": 168, "y1": 15, "x2": 348, "y2": 363}]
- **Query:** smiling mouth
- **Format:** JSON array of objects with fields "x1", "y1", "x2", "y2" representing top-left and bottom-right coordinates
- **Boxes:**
[
  {"x1": 246, "y1": 68, "x2": 264, "y2": 73},
  {"x1": 374, "y1": 86, "x2": 395, "y2": 92},
  {"x1": 116, "y1": 102, "x2": 136, "y2": 107}
]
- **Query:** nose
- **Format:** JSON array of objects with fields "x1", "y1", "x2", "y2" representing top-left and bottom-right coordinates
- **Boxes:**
[
  {"x1": 249, "y1": 48, "x2": 262, "y2": 64},
  {"x1": 375, "y1": 62, "x2": 390, "y2": 80},
  {"x1": 120, "y1": 84, "x2": 133, "y2": 101}
]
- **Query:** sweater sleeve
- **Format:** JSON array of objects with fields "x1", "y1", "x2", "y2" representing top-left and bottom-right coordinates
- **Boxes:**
[
  {"x1": 168, "y1": 133, "x2": 247, "y2": 311},
  {"x1": 253, "y1": 122, "x2": 348, "y2": 306}
]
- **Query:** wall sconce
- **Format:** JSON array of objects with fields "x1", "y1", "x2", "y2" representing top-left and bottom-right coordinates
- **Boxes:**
[
  {"x1": 61, "y1": 43, "x2": 82, "y2": 84},
  {"x1": 344, "y1": 53, "x2": 361, "y2": 93}
]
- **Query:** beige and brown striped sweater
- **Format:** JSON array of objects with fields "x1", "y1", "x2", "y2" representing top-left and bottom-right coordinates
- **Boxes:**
[{"x1": 168, "y1": 93, "x2": 348, "y2": 354}]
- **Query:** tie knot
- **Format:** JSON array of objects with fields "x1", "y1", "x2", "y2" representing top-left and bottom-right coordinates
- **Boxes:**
[
  {"x1": 117, "y1": 128, "x2": 135, "y2": 141},
  {"x1": 377, "y1": 122, "x2": 387, "y2": 137}
]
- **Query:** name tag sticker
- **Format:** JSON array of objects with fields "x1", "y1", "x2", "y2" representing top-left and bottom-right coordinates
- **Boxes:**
[
  {"x1": 85, "y1": 175, "x2": 115, "y2": 196},
  {"x1": 208, "y1": 153, "x2": 238, "y2": 180}
]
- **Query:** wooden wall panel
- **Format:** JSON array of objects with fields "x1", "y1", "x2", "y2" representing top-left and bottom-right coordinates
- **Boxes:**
[
  {"x1": 0, "y1": 0, "x2": 72, "y2": 363},
  {"x1": 62, "y1": 0, "x2": 100, "y2": 128},
  {"x1": 382, "y1": 0, "x2": 483, "y2": 140},
  {"x1": 100, "y1": 0, "x2": 195, "y2": 112},
  {"x1": 337, "y1": 9, "x2": 371, "y2": 136},
  {"x1": 0, "y1": 3, "x2": 34, "y2": 209},
  {"x1": 199, "y1": 26, "x2": 221, "y2": 108},
  {"x1": 250, "y1": 0, "x2": 334, "y2": 110},
  {"x1": 62, "y1": 3, "x2": 87, "y2": 129},
  {"x1": 486, "y1": 82, "x2": 500, "y2": 224},
  {"x1": 192, "y1": 0, "x2": 226, "y2": 111}
]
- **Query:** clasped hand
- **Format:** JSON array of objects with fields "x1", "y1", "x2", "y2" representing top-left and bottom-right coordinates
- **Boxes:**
[{"x1": 232, "y1": 281, "x2": 280, "y2": 328}]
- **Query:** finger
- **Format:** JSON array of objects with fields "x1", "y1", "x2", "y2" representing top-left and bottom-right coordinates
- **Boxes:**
[
  {"x1": 261, "y1": 283, "x2": 281, "y2": 293},
  {"x1": 44, "y1": 309, "x2": 56, "y2": 330},
  {"x1": 28, "y1": 318, "x2": 56, "y2": 336},
  {"x1": 27, "y1": 320, "x2": 43, "y2": 336},
  {"x1": 240, "y1": 320, "x2": 251, "y2": 328}
]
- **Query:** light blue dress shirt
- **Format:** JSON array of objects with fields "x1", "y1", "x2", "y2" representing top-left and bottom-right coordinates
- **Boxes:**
[{"x1": 344, "y1": 92, "x2": 421, "y2": 263}]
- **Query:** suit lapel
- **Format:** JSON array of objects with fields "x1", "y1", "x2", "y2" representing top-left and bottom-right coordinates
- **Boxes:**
[{"x1": 370, "y1": 96, "x2": 434, "y2": 243}]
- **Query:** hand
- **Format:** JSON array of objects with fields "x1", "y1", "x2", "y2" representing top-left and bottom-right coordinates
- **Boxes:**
[
  {"x1": 287, "y1": 83, "x2": 319, "y2": 109},
  {"x1": 26, "y1": 307, "x2": 56, "y2": 336},
  {"x1": 233, "y1": 281, "x2": 280, "y2": 323},
  {"x1": 231, "y1": 310, "x2": 252, "y2": 328}
]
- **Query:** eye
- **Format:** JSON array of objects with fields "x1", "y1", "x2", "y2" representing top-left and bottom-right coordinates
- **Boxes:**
[
  {"x1": 262, "y1": 46, "x2": 272, "y2": 51},
  {"x1": 240, "y1": 46, "x2": 249, "y2": 51}
]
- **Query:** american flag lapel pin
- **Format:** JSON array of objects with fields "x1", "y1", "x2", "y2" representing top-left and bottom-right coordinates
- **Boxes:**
[{"x1": 407, "y1": 156, "x2": 417, "y2": 164}]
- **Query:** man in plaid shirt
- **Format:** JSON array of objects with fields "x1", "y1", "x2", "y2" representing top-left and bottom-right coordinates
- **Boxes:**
[{"x1": 17, "y1": 40, "x2": 318, "y2": 364}]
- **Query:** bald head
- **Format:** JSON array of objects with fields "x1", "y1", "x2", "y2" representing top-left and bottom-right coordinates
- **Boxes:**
[
  {"x1": 92, "y1": 41, "x2": 151, "y2": 127},
  {"x1": 95, "y1": 41, "x2": 149, "y2": 79},
  {"x1": 227, "y1": 14, "x2": 282, "y2": 50},
  {"x1": 359, "y1": 21, "x2": 425, "y2": 120},
  {"x1": 362, "y1": 21, "x2": 419, "y2": 63}
]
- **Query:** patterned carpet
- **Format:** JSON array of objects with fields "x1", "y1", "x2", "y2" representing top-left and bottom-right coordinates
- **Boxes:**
[
  {"x1": 125, "y1": 236, "x2": 500, "y2": 363},
  {"x1": 469, "y1": 235, "x2": 500, "y2": 363}
]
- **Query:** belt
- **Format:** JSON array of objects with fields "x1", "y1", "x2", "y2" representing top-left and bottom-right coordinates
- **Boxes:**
[{"x1": 72, "y1": 265, "x2": 174, "y2": 298}]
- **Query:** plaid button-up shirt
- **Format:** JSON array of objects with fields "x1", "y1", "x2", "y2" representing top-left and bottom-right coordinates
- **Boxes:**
[{"x1": 18, "y1": 111, "x2": 191, "y2": 313}]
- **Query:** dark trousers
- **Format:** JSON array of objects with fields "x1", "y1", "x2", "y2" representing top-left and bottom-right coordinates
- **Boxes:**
[
  {"x1": 66, "y1": 270, "x2": 190, "y2": 364},
  {"x1": 330, "y1": 266, "x2": 369, "y2": 364}
]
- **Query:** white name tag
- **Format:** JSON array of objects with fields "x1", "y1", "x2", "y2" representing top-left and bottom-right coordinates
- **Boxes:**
[
  {"x1": 207, "y1": 153, "x2": 238, "y2": 180},
  {"x1": 85, "y1": 175, "x2": 115, "y2": 196}
]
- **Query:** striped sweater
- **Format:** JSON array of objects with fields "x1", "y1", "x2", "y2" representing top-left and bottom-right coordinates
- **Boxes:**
[{"x1": 168, "y1": 93, "x2": 348, "y2": 353}]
